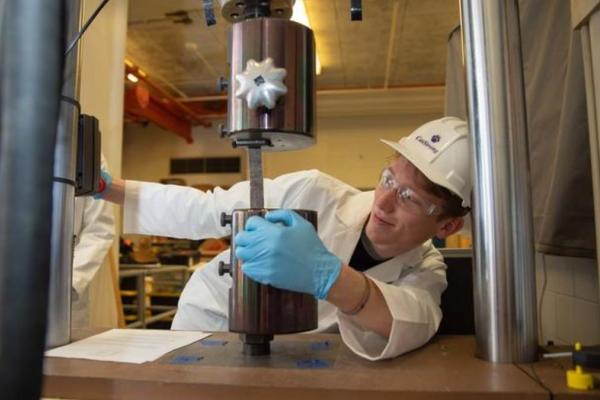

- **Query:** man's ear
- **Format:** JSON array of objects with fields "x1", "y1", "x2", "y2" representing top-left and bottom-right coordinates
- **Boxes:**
[{"x1": 435, "y1": 217, "x2": 464, "y2": 239}]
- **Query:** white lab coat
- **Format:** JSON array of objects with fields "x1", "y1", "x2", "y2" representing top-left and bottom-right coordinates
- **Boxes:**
[
  {"x1": 72, "y1": 185, "x2": 116, "y2": 329},
  {"x1": 123, "y1": 170, "x2": 448, "y2": 360}
]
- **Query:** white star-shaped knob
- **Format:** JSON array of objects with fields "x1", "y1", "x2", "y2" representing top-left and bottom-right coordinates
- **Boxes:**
[{"x1": 235, "y1": 58, "x2": 287, "y2": 110}]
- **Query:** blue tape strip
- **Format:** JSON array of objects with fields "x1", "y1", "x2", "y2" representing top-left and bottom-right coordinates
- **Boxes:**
[
  {"x1": 169, "y1": 355, "x2": 203, "y2": 365},
  {"x1": 295, "y1": 359, "x2": 331, "y2": 369},
  {"x1": 200, "y1": 339, "x2": 228, "y2": 347},
  {"x1": 310, "y1": 340, "x2": 330, "y2": 351}
]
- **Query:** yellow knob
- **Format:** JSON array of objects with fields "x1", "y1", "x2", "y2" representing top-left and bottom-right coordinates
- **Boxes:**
[{"x1": 566, "y1": 365, "x2": 594, "y2": 390}]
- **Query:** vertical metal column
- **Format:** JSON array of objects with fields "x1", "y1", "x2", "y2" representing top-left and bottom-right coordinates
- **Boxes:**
[
  {"x1": 46, "y1": 0, "x2": 83, "y2": 348},
  {"x1": 0, "y1": 0, "x2": 5, "y2": 144},
  {"x1": 136, "y1": 274, "x2": 146, "y2": 328},
  {"x1": 460, "y1": 0, "x2": 538, "y2": 362},
  {"x1": 0, "y1": 0, "x2": 64, "y2": 398},
  {"x1": 248, "y1": 147, "x2": 265, "y2": 209}
]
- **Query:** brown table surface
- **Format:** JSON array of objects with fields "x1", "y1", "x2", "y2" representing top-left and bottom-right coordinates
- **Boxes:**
[{"x1": 43, "y1": 333, "x2": 599, "y2": 400}]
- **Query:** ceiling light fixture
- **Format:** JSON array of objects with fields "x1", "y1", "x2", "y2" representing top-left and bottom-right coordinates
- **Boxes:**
[
  {"x1": 126, "y1": 73, "x2": 139, "y2": 83},
  {"x1": 291, "y1": 0, "x2": 322, "y2": 75}
]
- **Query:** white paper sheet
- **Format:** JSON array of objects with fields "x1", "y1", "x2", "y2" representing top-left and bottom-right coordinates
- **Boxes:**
[{"x1": 45, "y1": 329, "x2": 211, "y2": 364}]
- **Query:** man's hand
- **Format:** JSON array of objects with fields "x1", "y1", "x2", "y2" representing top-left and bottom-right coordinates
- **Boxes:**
[
  {"x1": 234, "y1": 210, "x2": 342, "y2": 299},
  {"x1": 93, "y1": 169, "x2": 112, "y2": 199}
]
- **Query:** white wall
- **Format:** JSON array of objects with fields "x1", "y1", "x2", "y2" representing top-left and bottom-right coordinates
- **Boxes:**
[
  {"x1": 122, "y1": 112, "x2": 441, "y2": 190},
  {"x1": 263, "y1": 113, "x2": 440, "y2": 188},
  {"x1": 536, "y1": 253, "x2": 600, "y2": 345},
  {"x1": 122, "y1": 121, "x2": 246, "y2": 187},
  {"x1": 79, "y1": 0, "x2": 127, "y2": 176},
  {"x1": 78, "y1": 0, "x2": 128, "y2": 328},
  {"x1": 122, "y1": 86, "x2": 445, "y2": 189}
]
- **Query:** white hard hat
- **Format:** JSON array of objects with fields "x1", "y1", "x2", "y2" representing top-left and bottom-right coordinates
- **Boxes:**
[{"x1": 381, "y1": 117, "x2": 471, "y2": 208}]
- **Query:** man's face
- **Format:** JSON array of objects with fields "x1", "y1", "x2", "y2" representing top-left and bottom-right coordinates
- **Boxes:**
[{"x1": 365, "y1": 155, "x2": 452, "y2": 258}]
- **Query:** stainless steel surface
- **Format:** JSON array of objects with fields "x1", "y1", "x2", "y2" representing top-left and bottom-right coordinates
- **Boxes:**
[
  {"x1": 240, "y1": 333, "x2": 273, "y2": 356},
  {"x1": 227, "y1": 209, "x2": 318, "y2": 335},
  {"x1": 226, "y1": 18, "x2": 316, "y2": 151},
  {"x1": 248, "y1": 148, "x2": 264, "y2": 208},
  {"x1": 461, "y1": 0, "x2": 538, "y2": 362},
  {"x1": 46, "y1": 0, "x2": 82, "y2": 348},
  {"x1": 220, "y1": 0, "x2": 294, "y2": 23}
]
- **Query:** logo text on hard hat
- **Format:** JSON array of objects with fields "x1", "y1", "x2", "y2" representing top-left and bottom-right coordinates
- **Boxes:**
[{"x1": 416, "y1": 136, "x2": 439, "y2": 154}]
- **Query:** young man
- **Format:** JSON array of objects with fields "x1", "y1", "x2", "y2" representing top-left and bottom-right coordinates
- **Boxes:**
[{"x1": 102, "y1": 116, "x2": 471, "y2": 361}]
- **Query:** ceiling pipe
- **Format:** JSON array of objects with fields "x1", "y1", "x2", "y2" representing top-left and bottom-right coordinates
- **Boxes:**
[
  {"x1": 178, "y1": 83, "x2": 447, "y2": 103},
  {"x1": 125, "y1": 62, "x2": 212, "y2": 128},
  {"x1": 175, "y1": 85, "x2": 446, "y2": 120},
  {"x1": 124, "y1": 84, "x2": 194, "y2": 143}
]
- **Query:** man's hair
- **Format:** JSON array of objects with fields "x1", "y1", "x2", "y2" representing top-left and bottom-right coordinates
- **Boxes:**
[
  {"x1": 421, "y1": 178, "x2": 470, "y2": 219},
  {"x1": 395, "y1": 153, "x2": 470, "y2": 219}
]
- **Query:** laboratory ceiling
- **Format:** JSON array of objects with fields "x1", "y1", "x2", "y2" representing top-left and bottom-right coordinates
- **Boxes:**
[{"x1": 126, "y1": 0, "x2": 460, "y2": 99}]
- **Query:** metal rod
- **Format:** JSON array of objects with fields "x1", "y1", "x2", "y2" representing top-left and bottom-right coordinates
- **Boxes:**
[
  {"x1": 124, "y1": 305, "x2": 175, "y2": 311},
  {"x1": 243, "y1": 0, "x2": 271, "y2": 19},
  {"x1": 542, "y1": 352, "x2": 572, "y2": 359},
  {"x1": 64, "y1": 0, "x2": 110, "y2": 56},
  {"x1": 136, "y1": 275, "x2": 145, "y2": 328},
  {"x1": 118, "y1": 265, "x2": 189, "y2": 278},
  {"x1": 460, "y1": 0, "x2": 538, "y2": 362},
  {"x1": 127, "y1": 310, "x2": 177, "y2": 329},
  {"x1": 46, "y1": 0, "x2": 83, "y2": 350},
  {"x1": 0, "y1": 0, "x2": 65, "y2": 398},
  {"x1": 248, "y1": 147, "x2": 264, "y2": 209}
]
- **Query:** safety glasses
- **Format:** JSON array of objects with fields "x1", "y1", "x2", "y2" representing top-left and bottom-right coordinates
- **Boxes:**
[{"x1": 378, "y1": 168, "x2": 441, "y2": 217}]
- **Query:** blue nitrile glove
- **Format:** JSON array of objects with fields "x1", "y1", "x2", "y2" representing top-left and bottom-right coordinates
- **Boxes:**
[
  {"x1": 234, "y1": 210, "x2": 342, "y2": 300},
  {"x1": 93, "y1": 168, "x2": 112, "y2": 199}
]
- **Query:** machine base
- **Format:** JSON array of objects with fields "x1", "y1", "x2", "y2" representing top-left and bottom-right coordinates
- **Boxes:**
[{"x1": 240, "y1": 333, "x2": 274, "y2": 356}]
